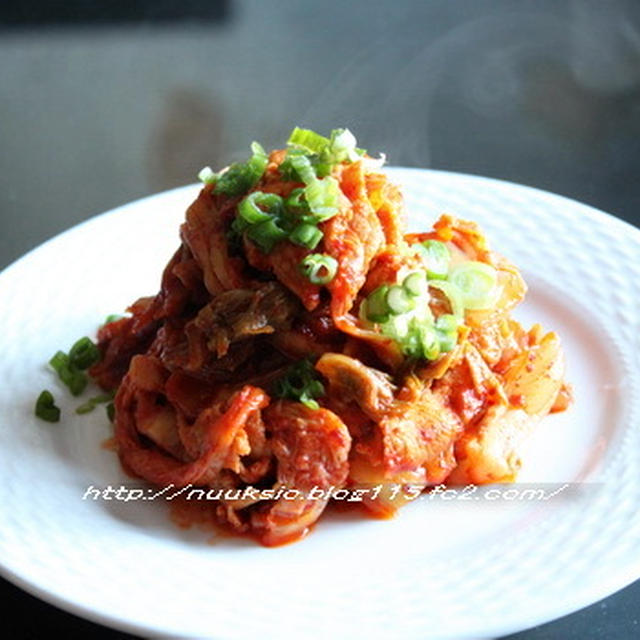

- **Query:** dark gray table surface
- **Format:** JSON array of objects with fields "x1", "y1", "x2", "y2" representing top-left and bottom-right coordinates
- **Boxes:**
[{"x1": 1, "y1": 1, "x2": 639, "y2": 638}]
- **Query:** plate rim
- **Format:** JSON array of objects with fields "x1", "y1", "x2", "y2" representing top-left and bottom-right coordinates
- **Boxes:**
[{"x1": 1, "y1": 168, "x2": 639, "y2": 639}]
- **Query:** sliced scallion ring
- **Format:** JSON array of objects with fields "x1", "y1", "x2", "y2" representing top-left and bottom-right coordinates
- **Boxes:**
[
  {"x1": 435, "y1": 313, "x2": 459, "y2": 333},
  {"x1": 402, "y1": 271, "x2": 428, "y2": 297},
  {"x1": 246, "y1": 218, "x2": 288, "y2": 253},
  {"x1": 417, "y1": 323, "x2": 440, "y2": 361},
  {"x1": 416, "y1": 240, "x2": 450, "y2": 280},
  {"x1": 284, "y1": 187, "x2": 310, "y2": 215},
  {"x1": 289, "y1": 223, "x2": 323, "y2": 250},
  {"x1": 197, "y1": 166, "x2": 217, "y2": 184},
  {"x1": 435, "y1": 314, "x2": 460, "y2": 353},
  {"x1": 328, "y1": 128, "x2": 360, "y2": 162},
  {"x1": 275, "y1": 359, "x2": 325, "y2": 409},
  {"x1": 287, "y1": 127, "x2": 330, "y2": 154},
  {"x1": 304, "y1": 176, "x2": 340, "y2": 222},
  {"x1": 286, "y1": 155, "x2": 317, "y2": 185},
  {"x1": 214, "y1": 141, "x2": 268, "y2": 197},
  {"x1": 365, "y1": 285, "x2": 391, "y2": 323},
  {"x1": 300, "y1": 253, "x2": 338, "y2": 285},
  {"x1": 68, "y1": 337, "x2": 101, "y2": 370},
  {"x1": 449, "y1": 261, "x2": 498, "y2": 310},
  {"x1": 437, "y1": 330, "x2": 458, "y2": 354},
  {"x1": 386, "y1": 285, "x2": 414, "y2": 315},
  {"x1": 49, "y1": 350, "x2": 88, "y2": 396},
  {"x1": 75, "y1": 392, "x2": 115, "y2": 415},
  {"x1": 238, "y1": 191, "x2": 283, "y2": 225},
  {"x1": 35, "y1": 390, "x2": 61, "y2": 423}
]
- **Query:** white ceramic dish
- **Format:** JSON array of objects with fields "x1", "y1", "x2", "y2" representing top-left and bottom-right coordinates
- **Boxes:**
[{"x1": 0, "y1": 168, "x2": 638, "y2": 639}]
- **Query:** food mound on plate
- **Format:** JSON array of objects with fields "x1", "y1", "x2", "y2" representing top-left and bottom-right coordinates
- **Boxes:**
[{"x1": 90, "y1": 127, "x2": 571, "y2": 546}]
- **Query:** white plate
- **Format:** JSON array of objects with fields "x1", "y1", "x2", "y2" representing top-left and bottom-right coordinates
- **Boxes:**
[{"x1": 0, "y1": 169, "x2": 639, "y2": 640}]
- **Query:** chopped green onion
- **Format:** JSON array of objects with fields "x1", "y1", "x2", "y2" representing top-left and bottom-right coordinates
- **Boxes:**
[
  {"x1": 365, "y1": 285, "x2": 391, "y2": 323},
  {"x1": 214, "y1": 142, "x2": 268, "y2": 197},
  {"x1": 449, "y1": 261, "x2": 498, "y2": 310},
  {"x1": 290, "y1": 223, "x2": 323, "y2": 250},
  {"x1": 238, "y1": 191, "x2": 283, "y2": 225},
  {"x1": 428, "y1": 280, "x2": 464, "y2": 319},
  {"x1": 328, "y1": 128, "x2": 360, "y2": 163},
  {"x1": 417, "y1": 323, "x2": 441, "y2": 360},
  {"x1": 386, "y1": 285, "x2": 414, "y2": 315},
  {"x1": 435, "y1": 314, "x2": 460, "y2": 353},
  {"x1": 287, "y1": 127, "x2": 330, "y2": 154},
  {"x1": 68, "y1": 337, "x2": 101, "y2": 370},
  {"x1": 49, "y1": 351, "x2": 87, "y2": 396},
  {"x1": 290, "y1": 155, "x2": 318, "y2": 185},
  {"x1": 197, "y1": 166, "x2": 217, "y2": 185},
  {"x1": 246, "y1": 218, "x2": 288, "y2": 253},
  {"x1": 106, "y1": 402, "x2": 116, "y2": 422},
  {"x1": 300, "y1": 253, "x2": 338, "y2": 285},
  {"x1": 75, "y1": 402, "x2": 95, "y2": 415},
  {"x1": 75, "y1": 392, "x2": 115, "y2": 415},
  {"x1": 380, "y1": 312, "x2": 410, "y2": 341},
  {"x1": 437, "y1": 331, "x2": 457, "y2": 353},
  {"x1": 435, "y1": 313, "x2": 459, "y2": 334},
  {"x1": 282, "y1": 126, "x2": 366, "y2": 183},
  {"x1": 278, "y1": 151, "x2": 303, "y2": 181},
  {"x1": 416, "y1": 240, "x2": 450, "y2": 280},
  {"x1": 381, "y1": 316, "x2": 440, "y2": 361},
  {"x1": 49, "y1": 350, "x2": 68, "y2": 373},
  {"x1": 402, "y1": 271, "x2": 428, "y2": 298},
  {"x1": 275, "y1": 359, "x2": 325, "y2": 409},
  {"x1": 103, "y1": 314, "x2": 124, "y2": 325},
  {"x1": 284, "y1": 187, "x2": 309, "y2": 215},
  {"x1": 311, "y1": 160, "x2": 332, "y2": 178},
  {"x1": 35, "y1": 390, "x2": 61, "y2": 423},
  {"x1": 304, "y1": 177, "x2": 340, "y2": 222}
]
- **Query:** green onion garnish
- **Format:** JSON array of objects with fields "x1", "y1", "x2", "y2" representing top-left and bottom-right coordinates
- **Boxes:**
[
  {"x1": 238, "y1": 191, "x2": 284, "y2": 225},
  {"x1": 284, "y1": 187, "x2": 309, "y2": 215},
  {"x1": 49, "y1": 351, "x2": 88, "y2": 396},
  {"x1": 106, "y1": 402, "x2": 115, "y2": 422},
  {"x1": 435, "y1": 313, "x2": 459, "y2": 333},
  {"x1": 35, "y1": 390, "x2": 61, "y2": 423},
  {"x1": 304, "y1": 176, "x2": 340, "y2": 222},
  {"x1": 235, "y1": 191, "x2": 288, "y2": 253},
  {"x1": 449, "y1": 261, "x2": 498, "y2": 310},
  {"x1": 364, "y1": 285, "x2": 391, "y2": 323},
  {"x1": 246, "y1": 217, "x2": 289, "y2": 253},
  {"x1": 402, "y1": 271, "x2": 428, "y2": 298},
  {"x1": 380, "y1": 316, "x2": 440, "y2": 361},
  {"x1": 214, "y1": 141, "x2": 268, "y2": 197},
  {"x1": 286, "y1": 154, "x2": 317, "y2": 185},
  {"x1": 287, "y1": 127, "x2": 330, "y2": 154},
  {"x1": 76, "y1": 392, "x2": 115, "y2": 415},
  {"x1": 275, "y1": 359, "x2": 325, "y2": 410},
  {"x1": 386, "y1": 285, "x2": 414, "y2": 315},
  {"x1": 103, "y1": 314, "x2": 124, "y2": 325},
  {"x1": 416, "y1": 240, "x2": 450, "y2": 280},
  {"x1": 197, "y1": 166, "x2": 217, "y2": 185},
  {"x1": 327, "y1": 128, "x2": 361, "y2": 163},
  {"x1": 300, "y1": 253, "x2": 338, "y2": 285},
  {"x1": 289, "y1": 223, "x2": 323, "y2": 250},
  {"x1": 363, "y1": 268, "x2": 460, "y2": 361},
  {"x1": 416, "y1": 322, "x2": 441, "y2": 361},
  {"x1": 68, "y1": 337, "x2": 101, "y2": 370},
  {"x1": 283, "y1": 126, "x2": 365, "y2": 182},
  {"x1": 434, "y1": 314, "x2": 459, "y2": 353}
]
